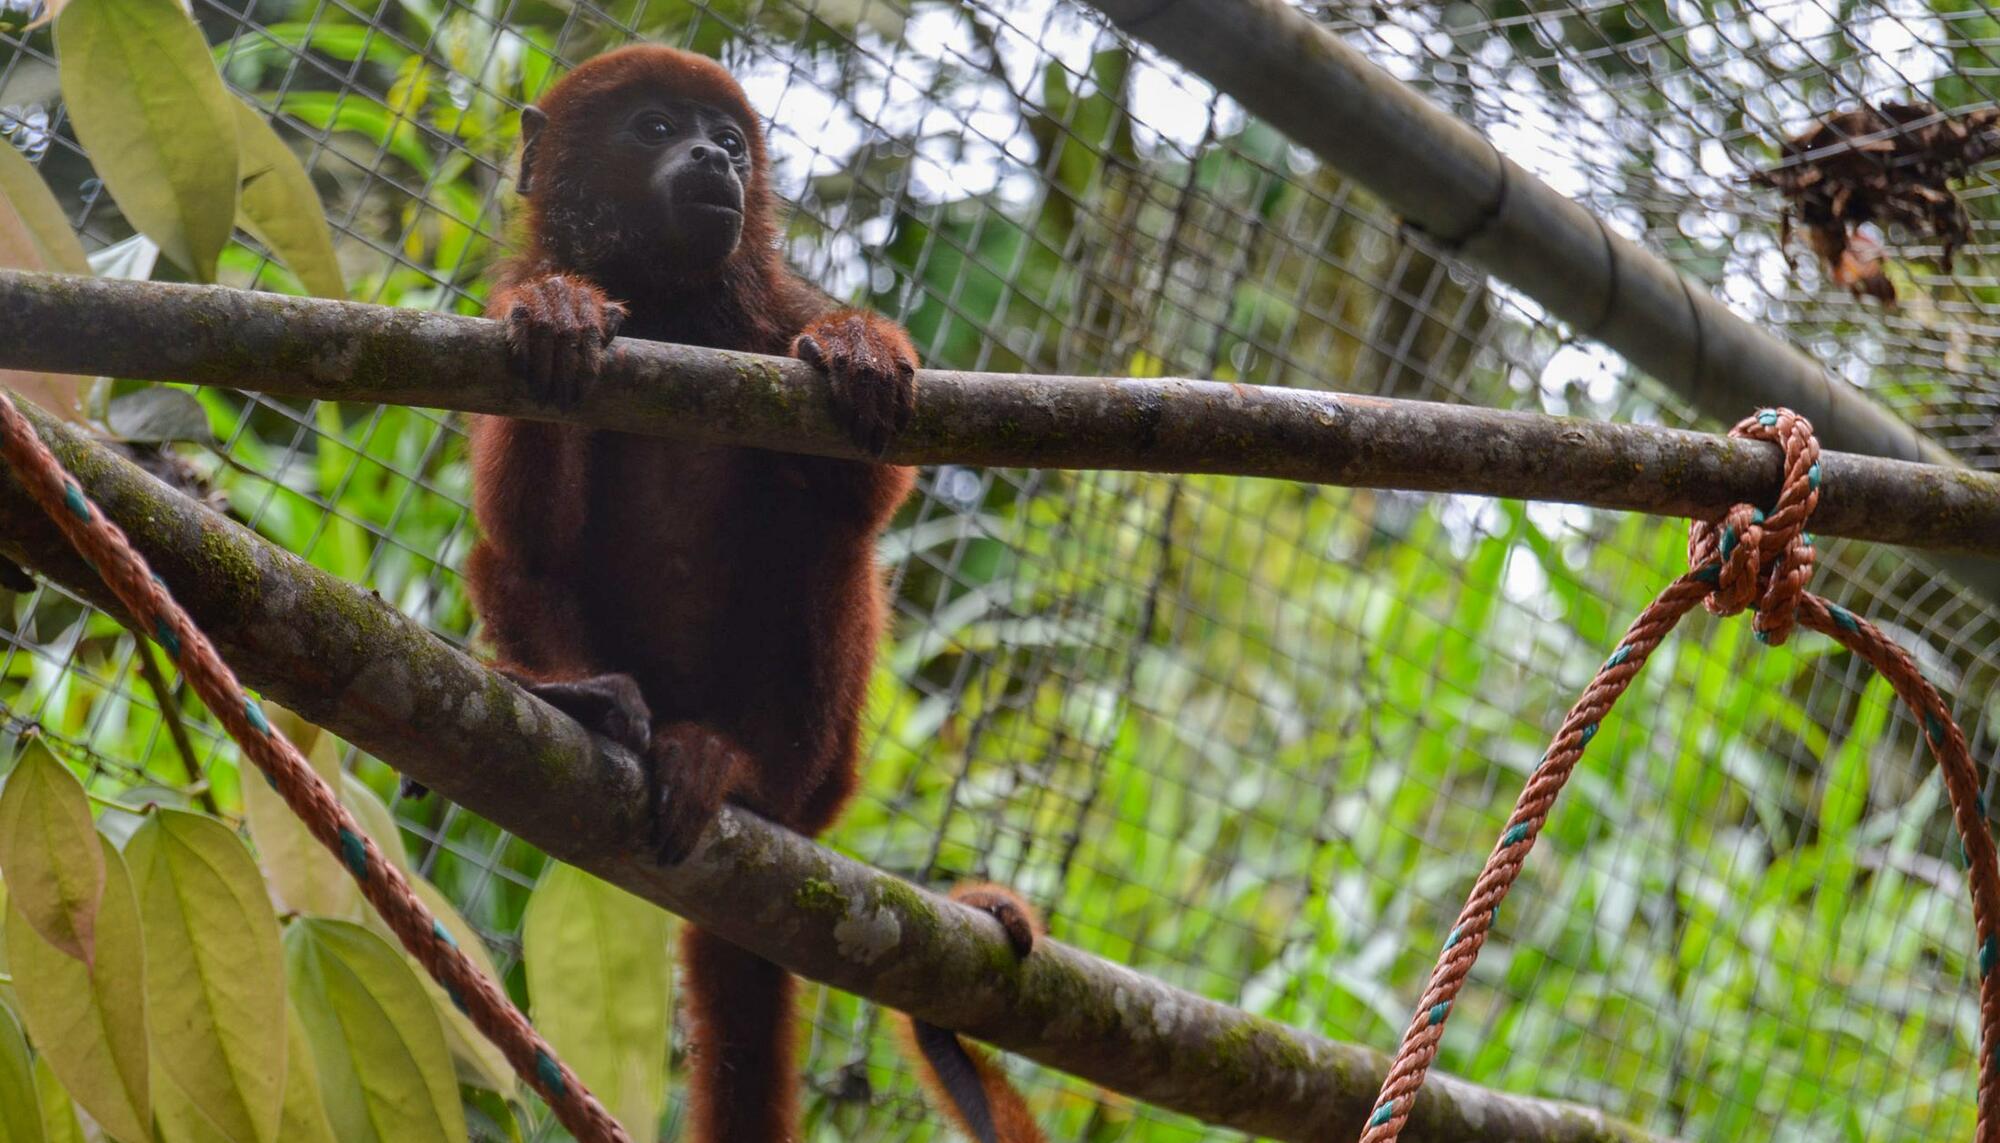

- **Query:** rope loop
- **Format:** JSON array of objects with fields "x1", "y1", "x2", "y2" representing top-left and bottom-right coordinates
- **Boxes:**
[
  {"x1": 1362, "y1": 406, "x2": 2000, "y2": 1143},
  {"x1": 1686, "y1": 408, "x2": 1821, "y2": 644}
]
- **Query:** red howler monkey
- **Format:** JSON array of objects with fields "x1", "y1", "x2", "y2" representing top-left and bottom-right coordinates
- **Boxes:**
[
  {"x1": 894, "y1": 884, "x2": 1048, "y2": 1143},
  {"x1": 453, "y1": 44, "x2": 918, "y2": 1142}
]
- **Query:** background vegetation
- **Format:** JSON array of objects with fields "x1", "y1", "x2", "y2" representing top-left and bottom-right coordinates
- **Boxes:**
[{"x1": 1, "y1": 0, "x2": 1998, "y2": 1138}]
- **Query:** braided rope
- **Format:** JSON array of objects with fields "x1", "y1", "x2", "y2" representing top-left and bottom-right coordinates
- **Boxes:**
[
  {"x1": 1362, "y1": 408, "x2": 2000, "y2": 1143},
  {"x1": 0, "y1": 392, "x2": 631, "y2": 1143}
]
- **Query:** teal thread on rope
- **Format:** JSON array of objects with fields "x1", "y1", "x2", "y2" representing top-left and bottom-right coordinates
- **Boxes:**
[
  {"x1": 153, "y1": 618, "x2": 181, "y2": 659},
  {"x1": 536, "y1": 1050, "x2": 567, "y2": 1097},
  {"x1": 1500, "y1": 822, "x2": 1531, "y2": 847},
  {"x1": 338, "y1": 827, "x2": 370, "y2": 881},
  {"x1": 1368, "y1": 1103, "x2": 1395, "y2": 1127},
  {"x1": 62, "y1": 481, "x2": 89, "y2": 522},
  {"x1": 1427, "y1": 1001, "x2": 1450, "y2": 1026},
  {"x1": 244, "y1": 698, "x2": 272, "y2": 735},
  {"x1": 1980, "y1": 934, "x2": 1997, "y2": 977}
]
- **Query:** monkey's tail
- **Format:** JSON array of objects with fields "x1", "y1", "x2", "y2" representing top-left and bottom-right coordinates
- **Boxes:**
[{"x1": 894, "y1": 1014, "x2": 1047, "y2": 1143}]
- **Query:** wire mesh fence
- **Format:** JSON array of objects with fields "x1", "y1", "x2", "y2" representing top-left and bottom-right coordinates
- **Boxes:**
[{"x1": 2, "y1": 0, "x2": 1997, "y2": 1138}]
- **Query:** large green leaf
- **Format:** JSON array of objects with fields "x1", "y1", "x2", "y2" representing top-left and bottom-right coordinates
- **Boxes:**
[
  {"x1": 283, "y1": 919, "x2": 465, "y2": 1143},
  {"x1": 34, "y1": 1055, "x2": 85, "y2": 1143},
  {"x1": 0, "y1": 740, "x2": 104, "y2": 966},
  {"x1": 232, "y1": 99, "x2": 344, "y2": 299},
  {"x1": 0, "y1": 1001, "x2": 43, "y2": 1143},
  {"x1": 126, "y1": 811, "x2": 286, "y2": 1143},
  {"x1": 55, "y1": 0, "x2": 238, "y2": 281},
  {"x1": 276, "y1": 1002, "x2": 338, "y2": 1143},
  {"x1": 6, "y1": 834, "x2": 148, "y2": 1142},
  {"x1": 244, "y1": 715, "x2": 359, "y2": 920},
  {"x1": 522, "y1": 862, "x2": 672, "y2": 1139}
]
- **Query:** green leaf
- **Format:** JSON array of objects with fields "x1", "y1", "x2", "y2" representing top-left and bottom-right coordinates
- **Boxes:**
[
  {"x1": 339, "y1": 773, "x2": 410, "y2": 874},
  {"x1": 55, "y1": 0, "x2": 239, "y2": 281},
  {"x1": 244, "y1": 719, "x2": 359, "y2": 920},
  {"x1": 231, "y1": 99, "x2": 344, "y2": 299},
  {"x1": 275, "y1": 1002, "x2": 338, "y2": 1143},
  {"x1": 0, "y1": 133, "x2": 88, "y2": 274},
  {"x1": 0, "y1": 1001, "x2": 44, "y2": 1143},
  {"x1": 522, "y1": 862, "x2": 672, "y2": 1139},
  {"x1": 364, "y1": 875, "x2": 514, "y2": 1095},
  {"x1": 126, "y1": 811, "x2": 286, "y2": 1143},
  {"x1": 6, "y1": 834, "x2": 149, "y2": 1142},
  {"x1": 35, "y1": 1055, "x2": 85, "y2": 1143},
  {"x1": 0, "y1": 740, "x2": 104, "y2": 965},
  {"x1": 283, "y1": 919, "x2": 465, "y2": 1143}
]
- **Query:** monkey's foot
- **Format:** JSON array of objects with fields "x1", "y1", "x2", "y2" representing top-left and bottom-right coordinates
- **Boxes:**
[
  {"x1": 949, "y1": 884, "x2": 1039, "y2": 958},
  {"x1": 795, "y1": 313, "x2": 917, "y2": 456},
  {"x1": 503, "y1": 669, "x2": 653, "y2": 755},
  {"x1": 495, "y1": 274, "x2": 628, "y2": 409},
  {"x1": 649, "y1": 722, "x2": 751, "y2": 865}
]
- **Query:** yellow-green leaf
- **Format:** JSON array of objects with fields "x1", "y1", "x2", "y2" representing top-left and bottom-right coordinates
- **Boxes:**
[
  {"x1": 0, "y1": 741, "x2": 104, "y2": 965},
  {"x1": 55, "y1": 0, "x2": 238, "y2": 281},
  {"x1": 36, "y1": 1055, "x2": 85, "y2": 1143},
  {"x1": 276, "y1": 1002, "x2": 338, "y2": 1143},
  {"x1": 231, "y1": 99, "x2": 343, "y2": 299},
  {"x1": 283, "y1": 919, "x2": 464, "y2": 1143},
  {"x1": 339, "y1": 773, "x2": 410, "y2": 874},
  {"x1": 6, "y1": 834, "x2": 148, "y2": 1142},
  {"x1": 0, "y1": 1001, "x2": 43, "y2": 1143},
  {"x1": 154, "y1": 1067, "x2": 235, "y2": 1143},
  {"x1": 126, "y1": 811, "x2": 286, "y2": 1143},
  {"x1": 244, "y1": 718, "x2": 358, "y2": 920},
  {"x1": 522, "y1": 862, "x2": 671, "y2": 1139},
  {"x1": 0, "y1": 134, "x2": 87, "y2": 274}
]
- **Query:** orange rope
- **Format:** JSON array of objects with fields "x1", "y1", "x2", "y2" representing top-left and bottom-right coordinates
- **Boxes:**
[
  {"x1": 0, "y1": 392, "x2": 631, "y2": 1143},
  {"x1": 1361, "y1": 408, "x2": 2000, "y2": 1142}
]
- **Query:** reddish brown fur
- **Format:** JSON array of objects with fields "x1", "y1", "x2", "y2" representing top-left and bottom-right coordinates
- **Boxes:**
[
  {"x1": 467, "y1": 45, "x2": 916, "y2": 1142},
  {"x1": 893, "y1": 885, "x2": 1047, "y2": 1143}
]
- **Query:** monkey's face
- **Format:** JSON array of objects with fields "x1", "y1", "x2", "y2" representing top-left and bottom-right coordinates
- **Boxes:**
[
  {"x1": 617, "y1": 98, "x2": 752, "y2": 267},
  {"x1": 523, "y1": 94, "x2": 758, "y2": 274}
]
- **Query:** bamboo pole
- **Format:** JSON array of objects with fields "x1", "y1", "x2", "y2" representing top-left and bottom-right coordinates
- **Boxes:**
[{"x1": 1081, "y1": 0, "x2": 2000, "y2": 597}]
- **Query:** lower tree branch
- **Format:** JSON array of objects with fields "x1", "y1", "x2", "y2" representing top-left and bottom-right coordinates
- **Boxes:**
[{"x1": 0, "y1": 398, "x2": 1669, "y2": 1142}]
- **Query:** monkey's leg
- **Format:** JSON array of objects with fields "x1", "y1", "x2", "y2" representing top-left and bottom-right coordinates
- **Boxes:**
[
  {"x1": 648, "y1": 722, "x2": 754, "y2": 864},
  {"x1": 682, "y1": 926, "x2": 800, "y2": 1143}
]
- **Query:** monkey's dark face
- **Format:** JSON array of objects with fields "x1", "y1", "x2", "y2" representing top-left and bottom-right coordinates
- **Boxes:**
[
  {"x1": 523, "y1": 93, "x2": 760, "y2": 276},
  {"x1": 614, "y1": 98, "x2": 752, "y2": 266}
]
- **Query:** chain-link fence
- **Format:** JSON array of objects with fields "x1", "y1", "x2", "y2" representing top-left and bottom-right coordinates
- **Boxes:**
[{"x1": 3, "y1": 0, "x2": 1997, "y2": 1138}]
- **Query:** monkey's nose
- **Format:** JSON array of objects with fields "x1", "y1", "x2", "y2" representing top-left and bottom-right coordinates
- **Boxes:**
[{"x1": 689, "y1": 143, "x2": 728, "y2": 171}]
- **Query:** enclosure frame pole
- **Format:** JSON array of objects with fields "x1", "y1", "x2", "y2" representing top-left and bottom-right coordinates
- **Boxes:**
[{"x1": 1082, "y1": 0, "x2": 2000, "y2": 600}]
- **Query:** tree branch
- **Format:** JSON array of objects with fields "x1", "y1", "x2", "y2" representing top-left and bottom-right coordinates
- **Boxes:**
[
  {"x1": 1, "y1": 270, "x2": 1996, "y2": 560},
  {"x1": 0, "y1": 396, "x2": 1670, "y2": 1142}
]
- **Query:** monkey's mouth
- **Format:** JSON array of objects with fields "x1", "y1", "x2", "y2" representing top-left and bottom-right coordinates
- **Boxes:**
[{"x1": 678, "y1": 176, "x2": 744, "y2": 219}]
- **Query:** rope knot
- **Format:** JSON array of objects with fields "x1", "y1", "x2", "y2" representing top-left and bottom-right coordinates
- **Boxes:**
[{"x1": 1686, "y1": 408, "x2": 1821, "y2": 646}]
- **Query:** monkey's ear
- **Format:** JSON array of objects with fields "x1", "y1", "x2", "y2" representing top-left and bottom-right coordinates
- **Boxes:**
[{"x1": 518, "y1": 105, "x2": 547, "y2": 195}]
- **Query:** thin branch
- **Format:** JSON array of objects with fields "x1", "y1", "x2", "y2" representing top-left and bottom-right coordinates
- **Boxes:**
[
  {"x1": 133, "y1": 637, "x2": 223, "y2": 816},
  {"x1": 0, "y1": 270, "x2": 1996, "y2": 561},
  {"x1": 0, "y1": 393, "x2": 1671, "y2": 1143}
]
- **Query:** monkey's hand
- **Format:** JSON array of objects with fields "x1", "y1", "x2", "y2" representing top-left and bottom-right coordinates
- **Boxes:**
[
  {"x1": 794, "y1": 311, "x2": 918, "y2": 457},
  {"x1": 948, "y1": 884, "x2": 1039, "y2": 958},
  {"x1": 649, "y1": 722, "x2": 753, "y2": 865},
  {"x1": 493, "y1": 274, "x2": 628, "y2": 409}
]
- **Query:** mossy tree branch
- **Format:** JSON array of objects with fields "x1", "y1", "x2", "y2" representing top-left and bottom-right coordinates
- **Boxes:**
[
  {"x1": 0, "y1": 396, "x2": 1669, "y2": 1142},
  {"x1": 0, "y1": 270, "x2": 1996, "y2": 560}
]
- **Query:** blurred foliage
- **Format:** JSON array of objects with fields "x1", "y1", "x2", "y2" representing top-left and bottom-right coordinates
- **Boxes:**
[{"x1": 2, "y1": 0, "x2": 1997, "y2": 1140}]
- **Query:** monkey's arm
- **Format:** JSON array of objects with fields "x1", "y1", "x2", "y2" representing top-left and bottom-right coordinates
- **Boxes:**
[{"x1": 787, "y1": 307, "x2": 920, "y2": 524}]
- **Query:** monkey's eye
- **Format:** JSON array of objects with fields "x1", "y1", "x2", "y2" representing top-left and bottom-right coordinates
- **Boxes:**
[
  {"x1": 634, "y1": 114, "x2": 674, "y2": 144},
  {"x1": 714, "y1": 128, "x2": 746, "y2": 158}
]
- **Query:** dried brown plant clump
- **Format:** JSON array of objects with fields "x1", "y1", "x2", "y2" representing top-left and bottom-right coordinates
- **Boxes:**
[{"x1": 1755, "y1": 101, "x2": 2000, "y2": 303}]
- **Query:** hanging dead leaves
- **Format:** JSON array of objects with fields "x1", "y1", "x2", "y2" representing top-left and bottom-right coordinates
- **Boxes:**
[{"x1": 1755, "y1": 102, "x2": 2000, "y2": 304}]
